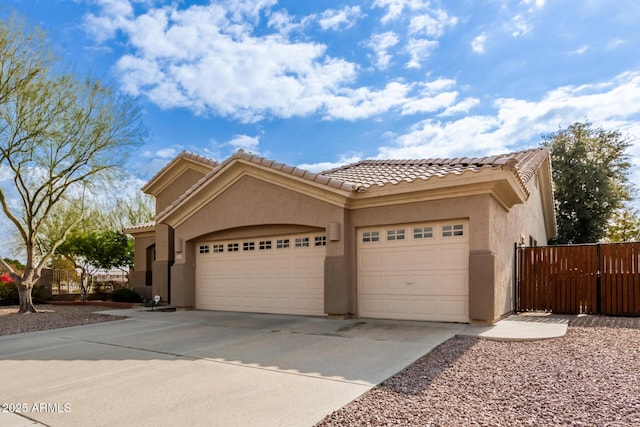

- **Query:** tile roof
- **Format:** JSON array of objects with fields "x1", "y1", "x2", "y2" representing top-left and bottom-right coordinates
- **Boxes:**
[
  {"x1": 142, "y1": 150, "x2": 219, "y2": 193},
  {"x1": 155, "y1": 148, "x2": 549, "y2": 220},
  {"x1": 123, "y1": 221, "x2": 156, "y2": 234},
  {"x1": 156, "y1": 149, "x2": 354, "y2": 219},
  {"x1": 321, "y1": 148, "x2": 549, "y2": 192}
]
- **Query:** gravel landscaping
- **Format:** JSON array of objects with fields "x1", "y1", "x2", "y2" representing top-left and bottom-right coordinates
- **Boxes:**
[
  {"x1": 0, "y1": 304, "x2": 127, "y2": 336},
  {"x1": 318, "y1": 316, "x2": 640, "y2": 427}
]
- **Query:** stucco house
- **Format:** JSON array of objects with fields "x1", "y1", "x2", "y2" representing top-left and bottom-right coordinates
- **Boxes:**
[{"x1": 125, "y1": 147, "x2": 555, "y2": 324}]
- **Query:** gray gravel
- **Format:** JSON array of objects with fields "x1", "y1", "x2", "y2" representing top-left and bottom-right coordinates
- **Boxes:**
[
  {"x1": 318, "y1": 316, "x2": 640, "y2": 427},
  {"x1": 0, "y1": 304, "x2": 126, "y2": 336}
]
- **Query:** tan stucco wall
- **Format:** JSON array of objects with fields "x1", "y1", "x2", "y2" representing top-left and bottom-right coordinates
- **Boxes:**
[
  {"x1": 168, "y1": 175, "x2": 347, "y2": 310},
  {"x1": 155, "y1": 169, "x2": 207, "y2": 215},
  {"x1": 489, "y1": 171, "x2": 550, "y2": 320}
]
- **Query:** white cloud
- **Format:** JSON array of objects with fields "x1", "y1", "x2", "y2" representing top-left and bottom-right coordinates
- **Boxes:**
[
  {"x1": 510, "y1": 14, "x2": 532, "y2": 37},
  {"x1": 569, "y1": 45, "x2": 589, "y2": 55},
  {"x1": 0, "y1": 164, "x2": 13, "y2": 182},
  {"x1": 324, "y1": 81, "x2": 413, "y2": 120},
  {"x1": 401, "y1": 91, "x2": 457, "y2": 115},
  {"x1": 421, "y1": 78, "x2": 457, "y2": 93},
  {"x1": 297, "y1": 153, "x2": 363, "y2": 173},
  {"x1": 439, "y1": 97, "x2": 480, "y2": 117},
  {"x1": 227, "y1": 135, "x2": 260, "y2": 152},
  {"x1": 373, "y1": 0, "x2": 432, "y2": 24},
  {"x1": 471, "y1": 33, "x2": 486, "y2": 53},
  {"x1": 155, "y1": 147, "x2": 178, "y2": 159},
  {"x1": 408, "y1": 9, "x2": 457, "y2": 38},
  {"x1": 377, "y1": 72, "x2": 640, "y2": 160},
  {"x1": 83, "y1": 0, "x2": 134, "y2": 42},
  {"x1": 522, "y1": 0, "x2": 546, "y2": 8},
  {"x1": 405, "y1": 38, "x2": 438, "y2": 68},
  {"x1": 367, "y1": 32, "x2": 400, "y2": 69},
  {"x1": 82, "y1": 2, "x2": 356, "y2": 122},
  {"x1": 318, "y1": 6, "x2": 363, "y2": 31},
  {"x1": 607, "y1": 39, "x2": 628, "y2": 49}
]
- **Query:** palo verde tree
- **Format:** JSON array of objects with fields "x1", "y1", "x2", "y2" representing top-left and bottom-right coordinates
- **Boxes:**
[
  {"x1": 542, "y1": 121, "x2": 634, "y2": 244},
  {"x1": 0, "y1": 16, "x2": 146, "y2": 313}
]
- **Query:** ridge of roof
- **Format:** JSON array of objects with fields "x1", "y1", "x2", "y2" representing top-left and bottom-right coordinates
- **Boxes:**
[
  {"x1": 156, "y1": 150, "x2": 355, "y2": 219},
  {"x1": 321, "y1": 148, "x2": 549, "y2": 192},
  {"x1": 123, "y1": 220, "x2": 156, "y2": 234},
  {"x1": 142, "y1": 150, "x2": 219, "y2": 193}
]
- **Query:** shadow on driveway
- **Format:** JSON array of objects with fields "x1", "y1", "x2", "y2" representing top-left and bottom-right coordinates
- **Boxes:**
[{"x1": 0, "y1": 310, "x2": 465, "y2": 427}]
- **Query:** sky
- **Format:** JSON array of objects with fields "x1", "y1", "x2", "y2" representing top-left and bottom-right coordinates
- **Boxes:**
[
  {"x1": 2, "y1": 0, "x2": 640, "y2": 177},
  {"x1": 1, "y1": 0, "x2": 640, "y2": 212}
]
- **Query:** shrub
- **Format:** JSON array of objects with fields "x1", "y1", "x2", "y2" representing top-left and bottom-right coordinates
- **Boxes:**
[
  {"x1": 0, "y1": 281, "x2": 18, "y2": 305},
  {"x1": 111, "y1": 288, "x2": 141, "y2": 303},
  {"x1": 32, "y1": 285, "x2": 47, "y2": 304},
  {"x1": 0, "y1": 282, "x2": 48, "y2": 306}
]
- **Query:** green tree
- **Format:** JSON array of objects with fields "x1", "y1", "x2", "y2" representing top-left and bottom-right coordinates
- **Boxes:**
[
  {"x1": 56, "y1": 230, "x2": 133, "y2": 300},
  {"x1": 605, "y1": 207, "x2": 640, "y2": 242},
  {"x1": 0, "y1": 16, "x2": 146, "y2": 312},
  {"x1": 542, "y1": 122, "x2": 634, "y2": 244}
]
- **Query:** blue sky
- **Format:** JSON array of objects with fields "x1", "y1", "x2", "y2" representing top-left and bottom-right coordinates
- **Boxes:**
[
  {"x1": 0, "y1": 0, "x2": 640, "y2": 214},
  {"x1": 3, "y1": 0, "x2": 640, "y2": 182}
]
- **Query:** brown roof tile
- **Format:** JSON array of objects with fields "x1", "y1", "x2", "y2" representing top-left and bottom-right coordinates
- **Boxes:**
[
  {"x1": 154, "y1": 148, "x2": 549, "y2": 220},
  {"x1": 123, "y1": 221, "x2": 156, "y2": 234},
  {"x1": 143, "y1": 150, "x2": 218, "y2": 191},
  {"x1": 320, "y1": 148, "x2": 549, "y2": 193}
]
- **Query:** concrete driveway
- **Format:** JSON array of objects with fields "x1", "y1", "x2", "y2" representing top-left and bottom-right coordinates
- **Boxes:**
[{"x1": 0, "y1": 310, "x2": 465, "y2": 427}]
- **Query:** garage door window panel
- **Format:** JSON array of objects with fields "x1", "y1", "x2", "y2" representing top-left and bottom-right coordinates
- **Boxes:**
[
  {"x1": 295, "y1": 237, "x2": 309, "y2": 248},
  {"x1": 413, "y1": 227, "x2": 433, "y2": 239},
  {"x1": 259, "y1": 241, "x2": 272, "y2": 250},
  {"x1": 277, "y1": 239, "x2": 290, "y2": 249},
  {"x1": 442, "y1": 224, "x2": 464, "y2": 237},
  {"x1": 386, "y1": 229, "x2": 405, "y2": 241},
  {"x1": 362, "y1": 231, "x2": 380, "y2": 243}
]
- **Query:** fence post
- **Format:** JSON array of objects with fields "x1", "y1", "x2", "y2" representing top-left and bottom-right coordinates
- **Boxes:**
[
  {"x1": 596, "y1": 243, "x2": 602, "y2": 314},
  {"x1": 514, "y1": 242, "x2": 519, "y2": 313}
]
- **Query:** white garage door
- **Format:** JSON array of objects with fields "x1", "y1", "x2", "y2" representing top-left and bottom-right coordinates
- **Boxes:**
[
  {"x1": 358, "y1": 221, "x2": 469, "y2": 322},
  {"x1": 195, "y1": 232, "x2": 325, "y2": 316}
]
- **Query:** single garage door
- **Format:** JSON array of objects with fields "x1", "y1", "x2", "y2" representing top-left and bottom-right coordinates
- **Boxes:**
[
  {"x1": 358, "y1": 220, "x2": 469, "y2": 322},
  {"x1": 195, "y1": 232, "x2": 326, "y2": 316}
]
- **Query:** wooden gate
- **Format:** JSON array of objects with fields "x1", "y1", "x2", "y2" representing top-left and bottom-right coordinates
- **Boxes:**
[{"x1": 517, "y1": 243, "x2": 640, "y2": 316}]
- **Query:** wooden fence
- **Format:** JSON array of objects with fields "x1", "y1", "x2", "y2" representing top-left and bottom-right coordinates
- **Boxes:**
[{"x1": 517, "y1": 242, "x2": 640, "y2": 316}]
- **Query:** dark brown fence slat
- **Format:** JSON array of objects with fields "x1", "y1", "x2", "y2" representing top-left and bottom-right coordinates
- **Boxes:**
[{"x1": 517, "y1": 242, "x2": 640, "y2": 317}]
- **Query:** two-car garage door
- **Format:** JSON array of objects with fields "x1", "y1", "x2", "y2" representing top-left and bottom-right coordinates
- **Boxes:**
[
  {"x1": 357, "y1": 221, "x2": 469, "y2": 323},
  {"x1": 194, "y1": 220, "x2": 469, "y2": 322},
  {"x1": 195, "y1": 232, "x2": 325, "y2": 316}
]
